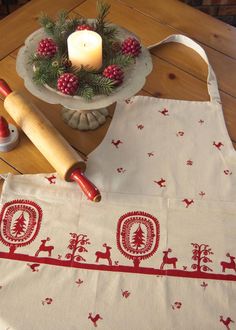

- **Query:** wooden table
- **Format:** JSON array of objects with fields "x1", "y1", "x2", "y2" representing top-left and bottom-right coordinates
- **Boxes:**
[{"x1": 0, "y1": 0, "x2": 236, "y2": 190}]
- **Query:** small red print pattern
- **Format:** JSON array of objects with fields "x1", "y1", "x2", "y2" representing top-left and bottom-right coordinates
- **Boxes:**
[
  {"x1": 88, "y1": 313, "x2": 103, "y2": 327},
  {"x1": 200, "y1": 281, "x2": 208, "y2": 290},
  {"x1": 45, "y1": 175, "x2": 56, "y2": 184},
  {"x1": 42, "y1": 297, "x2": 53, "y2": 305},
  {"x1": 137, "y1": 124, "x2": 144, "y2": 130},
  {"x1": 171, "y1": 302, "x2": 182, "y2": 310},
  {"x1": 213, "y1": 141, "x2": 224, "y2": 150},
  {"x1": 154, "y1": 178, "x2": 166, "y2": 188},
  {"x1": 121, "y1": 289, "x2": 131, "y2": 298},
  {"x1": 159, "y1": 108, "x2": 169, "y2": 116},
  {"x1": 176, "y1": 131, "x2": 184, "y2": 137},
  {"x1": 220, "y1": 316, "x2": 234, "y2": 330},
  {"x1": 182, "y1": 199, "x2": 194, "y2": 208},
  {"x1": 111, "y1": 139, "x2": 123, "y2": 148},
  {"x1": 27, "y1": 263, "x2": 40, "y2": 272}
]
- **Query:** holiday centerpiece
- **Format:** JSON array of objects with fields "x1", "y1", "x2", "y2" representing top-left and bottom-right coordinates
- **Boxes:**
[{"x1": 16, "y1": 1, "x2": 152, "y2": 130}]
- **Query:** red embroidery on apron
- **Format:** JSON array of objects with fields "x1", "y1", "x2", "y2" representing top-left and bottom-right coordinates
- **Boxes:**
[
  {"x1": 0, "y1": 200, "x2": 42, "y2": 254},
  {"x1": 116, "y1": 211, "x2": 160, "y2": 268}
]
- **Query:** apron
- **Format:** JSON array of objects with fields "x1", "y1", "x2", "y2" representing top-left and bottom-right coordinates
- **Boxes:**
[{"x1": 0, "y1": 35, "x2": 236, "y2": 330}]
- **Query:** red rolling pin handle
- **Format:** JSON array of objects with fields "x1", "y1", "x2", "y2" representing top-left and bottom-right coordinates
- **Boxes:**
[
  {"x1": 70, "y1": 169, "x2": 101, "y2": 202},
  {"x1": 0, "y1": 79, "x2": 101, "y2": 202}
]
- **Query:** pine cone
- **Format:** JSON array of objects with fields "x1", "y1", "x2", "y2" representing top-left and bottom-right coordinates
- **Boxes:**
[
  {"x1": 76, "y1": 24, "x2": 94, "y2": 31},
  {"x1": 103, "y1": 65, "x2": 124, "y2": 86},
  {"x1": 37, "y1": 38, "x2": 57, "y2": 58},
  {"x1": 57, "y1": 73, "x2": 79, "y2": 95},
  {"x1": 121, "y1": 37, "x2": 141, "y2": 57}
]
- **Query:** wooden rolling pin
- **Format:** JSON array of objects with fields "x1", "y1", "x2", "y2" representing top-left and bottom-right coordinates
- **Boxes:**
[{"x1": 0, "y1": 79, "x2": 101, "y2": 202}]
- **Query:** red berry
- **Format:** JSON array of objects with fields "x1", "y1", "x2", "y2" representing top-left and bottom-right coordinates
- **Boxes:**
[
  {"x1": 57, "y1": 73, "x2": 79, "y2": 95},
  {"x1": 103, "y1": 65, "x2": 124, "y2": 86},
  {"x1": 76, "y1": 24, "x2": 94, "y2": 31},
  {"x1": 37, "y1": 38, "x2": 57, "y2": 58},
  {"x1": 121, "y1": 37, "x2": 141, "y2": 57}
]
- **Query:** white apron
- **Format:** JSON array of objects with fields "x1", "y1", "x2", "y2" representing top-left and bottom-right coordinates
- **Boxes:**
[{"x1": 0, "y1": 35, "x2": 236, "y2": 330}]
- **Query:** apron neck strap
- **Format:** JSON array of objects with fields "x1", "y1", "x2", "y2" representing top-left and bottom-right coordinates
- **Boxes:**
[{"x1": 148, "y1": 34, "x2": 221, "y2": 103}]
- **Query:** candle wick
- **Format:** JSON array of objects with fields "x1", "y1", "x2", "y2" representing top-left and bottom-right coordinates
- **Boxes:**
[{"x1": 84, "y1": 43, "x2": 86, "y2": 47}]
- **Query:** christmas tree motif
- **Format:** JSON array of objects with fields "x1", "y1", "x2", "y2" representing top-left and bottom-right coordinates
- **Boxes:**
[
  {"x1": 65, "y1": 233, "x2": 90, "y2": 262},
  {"x1": 0, "y1": 200, "x2": 42, "y2": 254},
  {"x1": 117, "y1": 211, "x2": 160, "y2": 268},
  {"x1": 131, "y1": 224, "x2": 145, "y2": 250},
  {"x1": 12, "y1": 212, "x2": 26, "y2": 237},
  {"x1": 191, "y1": 243, "x2": 214, "y2": 272}
]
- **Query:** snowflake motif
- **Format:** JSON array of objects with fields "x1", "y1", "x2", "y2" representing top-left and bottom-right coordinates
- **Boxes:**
[
  {"x1": 186, "y1": 160, "x2": 193, "y2": 166},
  {"x1": 137, "y1": 124, "x2": 144, "y2": 130}
]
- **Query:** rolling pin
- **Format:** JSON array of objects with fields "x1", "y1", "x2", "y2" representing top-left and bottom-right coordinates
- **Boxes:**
[{"x1": 0, "y1": 79, "x2": 101, "y2": 202}]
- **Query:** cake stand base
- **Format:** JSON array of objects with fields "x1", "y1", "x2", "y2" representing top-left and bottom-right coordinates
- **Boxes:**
[{"x1": 61, "y1": 107, "x2": 109, "y2": 130}]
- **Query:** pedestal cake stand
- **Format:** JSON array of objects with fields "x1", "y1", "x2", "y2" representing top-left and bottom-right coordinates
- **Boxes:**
[{"x1": 16, "y1": 25, "x2": 152, "y2": 131}]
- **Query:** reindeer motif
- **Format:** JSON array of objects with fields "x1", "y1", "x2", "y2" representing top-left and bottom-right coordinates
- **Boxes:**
[
  {"x1": 95, "y1": 243, "x2": 112, "y2": 266},
  {"x1": 220, "y1": 253, "x2": 236, "y2": 273},
  {"x1": 45, "y1": 175, "x2": 56, "y2": 184},
  {"x1": 88, "y1": 313, "x2": 103, "y2": 327},
  {"x1": 160, "y1": 248, "x2": 178, "y2": 270},
  {"x1": 220, "y1": 316, "x2": 234, "y2": 330},
  {"x1": 35, "y1": 237, "x2": 54, "y2": 257},
  {"x1": 111, "y1": 139, "x2": 123, "y2": 148}
]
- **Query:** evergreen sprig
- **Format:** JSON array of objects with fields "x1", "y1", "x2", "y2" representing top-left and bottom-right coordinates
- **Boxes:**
[
  {"x1": 107, "y1": 54, "x2": 134, "y2": 68},
  {"x1": 30, "y1": 1, "x2": 140, "y2": 100}
]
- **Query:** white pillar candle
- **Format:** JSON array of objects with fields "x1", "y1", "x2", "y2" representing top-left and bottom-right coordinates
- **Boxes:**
[{"x1": 67, "y1": 30, "x2": 102, "y2": 70}]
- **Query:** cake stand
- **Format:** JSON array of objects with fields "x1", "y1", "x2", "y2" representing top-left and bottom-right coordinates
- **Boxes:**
[{"x1": 16, "y1": 23, "x2": 153, "y2": 131}]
